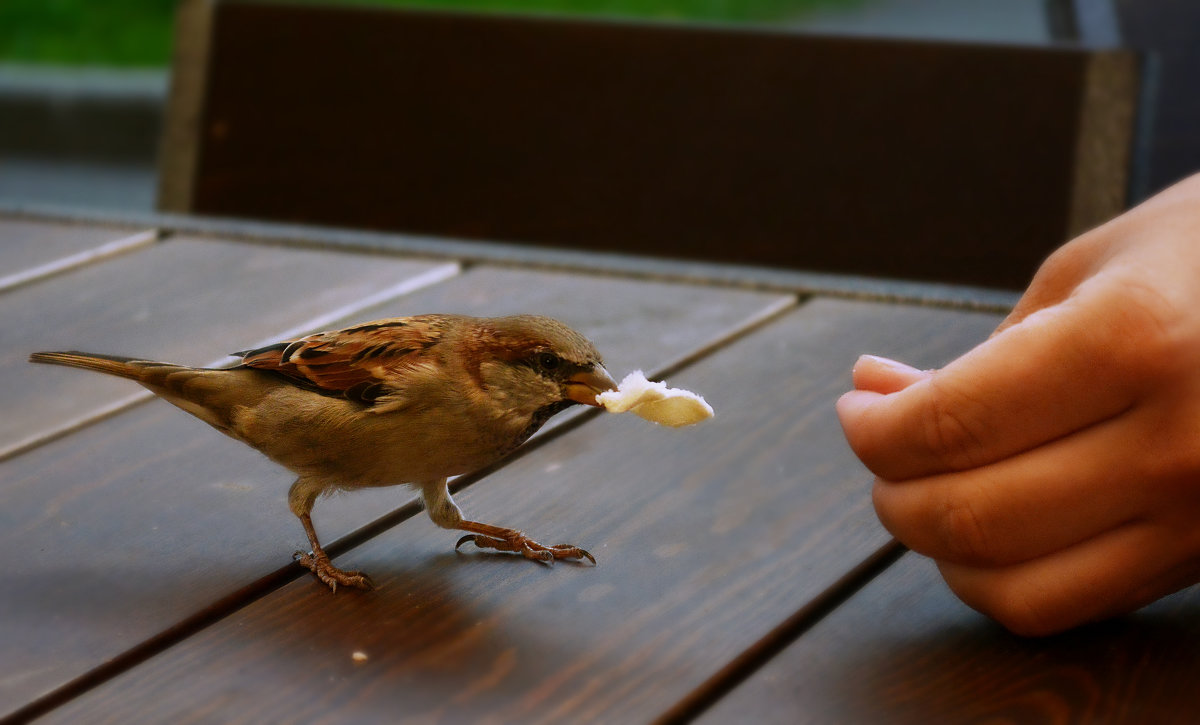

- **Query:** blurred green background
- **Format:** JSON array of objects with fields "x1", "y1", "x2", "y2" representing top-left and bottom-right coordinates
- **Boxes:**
[{"x1": 0, "y1": 0, "x2": 858, "y2": 67}]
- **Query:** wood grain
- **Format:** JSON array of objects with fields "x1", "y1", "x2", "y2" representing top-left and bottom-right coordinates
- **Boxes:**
[
  {"x1": 0, "y1": 264, "x2": 788, "y2": 721},
  {"x1": 172, "y1": 1, "x2": 1137, "y2": 288},
  {"x1": 699, "y1": 554, "x2": 1200, "y2": 725},
  {"x1": 0, "y1": 236, "x2": 448, "y2": 454},
  {"x1": 43, "y1": 298, "x2": 1002, "y2": 724}
]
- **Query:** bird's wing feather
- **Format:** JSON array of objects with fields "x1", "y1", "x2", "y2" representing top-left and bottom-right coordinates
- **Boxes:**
[{"x1": 234, "y1": 316, "x2": 450, "y2": 403}]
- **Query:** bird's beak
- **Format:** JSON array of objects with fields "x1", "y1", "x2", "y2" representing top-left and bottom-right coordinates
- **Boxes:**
[{"x1": 564, "y1": 366, "x2": 618, "y2": 406}]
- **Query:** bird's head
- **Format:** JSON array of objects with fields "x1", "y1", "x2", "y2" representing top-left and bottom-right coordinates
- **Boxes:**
[{"x1": 466, "y1": 315, "x2": 616, "y2": 419}]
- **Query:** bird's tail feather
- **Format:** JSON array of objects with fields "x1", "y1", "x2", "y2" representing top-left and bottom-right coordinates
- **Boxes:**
[
  {"x1": 28, "y1": 350, "x2": 218, "y2": 395},
  {"x1": 28, "y1": 351, "x2": 161, "y2": 381},
  {"x1": 29, "y1": 351, "x2": 247, "y2": 435}
]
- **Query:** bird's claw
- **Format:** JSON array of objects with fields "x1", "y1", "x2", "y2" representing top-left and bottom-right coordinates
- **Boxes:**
[
  {"x1": 294, "y1": 550, "x2": 374, "y2": 592},
  {"x1": 455, "y1": 534, "x2": 595, "y2": 565}
]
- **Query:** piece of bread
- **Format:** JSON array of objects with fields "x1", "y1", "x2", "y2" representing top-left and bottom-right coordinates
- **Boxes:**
[{"x1": 597, "y1": 370, "x2": 713, "y2": 427}]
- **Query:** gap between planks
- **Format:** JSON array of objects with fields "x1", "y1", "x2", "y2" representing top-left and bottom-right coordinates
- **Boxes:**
[
  {"x1": 0, "y1": 229, "x2": 162, "y2": 294},
  {"x1": 652, "y1": 539, "x2": 910, "y2": 725},
  {"x1": 6, "y1": 293, "x2": 803, "y2": 725}
]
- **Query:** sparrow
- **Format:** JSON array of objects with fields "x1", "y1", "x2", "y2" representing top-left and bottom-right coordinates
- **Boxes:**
[{"x1": 29, "y1": 314, "x2": 617, "y2": 591}]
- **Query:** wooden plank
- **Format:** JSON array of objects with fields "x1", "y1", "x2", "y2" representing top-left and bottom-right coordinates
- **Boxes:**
[
  {"x1": 0, "y1": 228, "x2": 158, "y2": 294},
  {"x1": 699, "y1": 554, "x2": 1200, "y2": 724},
  {"x1": 0, "y1": 266, "x2": 789, "y2": 721},
  {"x1": 175, "y1": 1, "x2": 1137, "y2": 288},
  {"x1": 0, "y1": 218, "x2": 151, "y2": 288},
  {"x1": 0, "y1": 235, "x2": 452, "y2": 457},
  {"x1": 44, "y1": 298, "x2": 1003, "y2": 723}
]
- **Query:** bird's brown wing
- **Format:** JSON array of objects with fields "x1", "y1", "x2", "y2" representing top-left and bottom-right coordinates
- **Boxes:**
[{"x1": 234, "y1": 316, "x2": 452, "y2": 403}]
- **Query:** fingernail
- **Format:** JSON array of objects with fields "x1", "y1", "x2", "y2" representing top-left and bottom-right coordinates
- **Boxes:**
[{"x1": 855, "y1": 354, "x2": 921, "y2": 375}]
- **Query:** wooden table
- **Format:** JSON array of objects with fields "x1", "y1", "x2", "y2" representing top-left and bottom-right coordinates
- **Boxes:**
[{"x1": 2, "y1": 212, "x2": 1197, "y2": 724}]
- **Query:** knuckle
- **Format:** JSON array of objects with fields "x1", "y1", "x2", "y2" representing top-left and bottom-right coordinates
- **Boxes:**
[
  {"x1": 1097, "y1": 276, "x2": 1184, "y2": 378},
  {"x1": 1033, "y1": 237, "x2": 1093, "y2": 286},
  {"x1": 939, "y1": 494, "x2": 996, "y2": 565},
  {"x1": 920, "y1": 380, "x2": 989, "y2": 471}
]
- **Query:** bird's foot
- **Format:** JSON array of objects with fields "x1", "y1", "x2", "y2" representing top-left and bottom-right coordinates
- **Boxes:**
[
  {"x1": 294, "y1": 550, "x2": 373, "y2": 592},
  {"x1": 455, "y1": 531, "x2": 596, "y2": 565}
]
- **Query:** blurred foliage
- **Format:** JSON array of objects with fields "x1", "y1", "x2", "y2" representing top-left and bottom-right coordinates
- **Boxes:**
[
  {"x1": 0, "y1": 0, "x2": 176, "y2": 66},
  {"x1": 0, "y1": 0, "x2": 859, "y2": 67}
]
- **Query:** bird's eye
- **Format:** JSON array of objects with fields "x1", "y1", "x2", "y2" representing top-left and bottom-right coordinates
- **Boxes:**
[{"x1": 535, "y1": 352, "x2": 561, "y2": 371}]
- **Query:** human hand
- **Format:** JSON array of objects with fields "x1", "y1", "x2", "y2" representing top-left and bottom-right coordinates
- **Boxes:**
[{"x1": 836, "y1": 173, "x2": 1200, "y2": 636}]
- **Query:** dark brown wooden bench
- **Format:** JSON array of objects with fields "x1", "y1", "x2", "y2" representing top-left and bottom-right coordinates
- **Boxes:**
[{"x1": 159, "y1": 0, "x2": 1138, "y2": 289}]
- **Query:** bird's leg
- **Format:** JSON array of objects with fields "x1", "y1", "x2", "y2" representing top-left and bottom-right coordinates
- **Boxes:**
[
  {"x1": 293, "y1": 513, "x2": 373, "y2": 592},
  {"x1": 453, "y1": 520, "x2": 596, "y2": 565},
  {"x1": 421, "y1": 479, "x2": 595, "y2": 565},
  {"x1": 289, "y1": 478, "x2": 371, "y2": 592}
]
